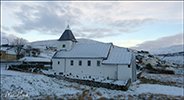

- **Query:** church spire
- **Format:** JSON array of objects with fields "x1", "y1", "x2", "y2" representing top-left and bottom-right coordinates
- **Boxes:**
[{"x1": 58, "y1": 23, "x2": 77, "y2": 42}]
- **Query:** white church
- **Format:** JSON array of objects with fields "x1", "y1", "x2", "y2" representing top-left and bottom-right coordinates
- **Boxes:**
[{"x1": 52, "y1": 25, "x2": 137, "y2": 82}]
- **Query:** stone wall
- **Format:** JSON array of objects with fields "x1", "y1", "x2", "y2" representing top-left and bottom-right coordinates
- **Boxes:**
[{"x1": 45, "y1": 74, "x2": 131, "y2": 91}]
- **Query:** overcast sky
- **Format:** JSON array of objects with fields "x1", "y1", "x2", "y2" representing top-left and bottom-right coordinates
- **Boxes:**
[{"x1": 1, "y1": 1, "x2": 183, "y2": 50}]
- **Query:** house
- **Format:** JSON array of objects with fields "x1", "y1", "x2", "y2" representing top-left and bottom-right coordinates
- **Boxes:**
[
  {"x1": 142, "y1": 58, "x2": 157, "y2": 66},
  {"x1": 0, "y1": 47, "x2": 17, "y2": 61},
  {"x1": 19, "y1": 57, "x2": 51, "y2": 68},
  {"x1": 52, "y1": 25, "x2": 136, "y2": 82}
]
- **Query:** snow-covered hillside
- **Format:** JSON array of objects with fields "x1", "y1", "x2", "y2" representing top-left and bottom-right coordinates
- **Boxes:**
[
  {"x1": 148, "y1": 45, "x2": 184, "y2": 65},
  {"x1": 28, "y1": 38, "x2": 100, "y2": 47},
  {"x1": 149, "y1": 45, "x2": 183, "y2": 54}
]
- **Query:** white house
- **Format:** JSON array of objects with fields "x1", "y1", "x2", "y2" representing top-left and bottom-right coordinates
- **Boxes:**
[
  {"x1": 142, "y1": 58, "x2": 157, "y2": 66},
  {"x1": 52, "y1": 25, "x2": 136, "y2": 82}
]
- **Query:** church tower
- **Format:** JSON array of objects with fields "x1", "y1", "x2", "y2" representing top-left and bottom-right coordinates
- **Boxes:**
[{"x1": 57, "y1": 24, "x2": 77, "y2": 51}]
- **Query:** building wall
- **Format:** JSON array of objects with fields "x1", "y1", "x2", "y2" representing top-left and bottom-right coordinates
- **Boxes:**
[
  {"x1": 103, "y1": 65, "x2": 117, "y2": 79},
  {"x1": 0, "y1": 51, "x2": 6, "y2": 60},
  {"x1": 52, "y1": 58, "x2": 65, "y2": 73},
  {"x1": 117, "y1": 65, "x2": 131, "y2": 81},
  {"x1": 52, "y1": 58, "x2": 117, "y2": 79},
  {"x1": 0, "y1": 51, "x2": 16, "y2": 60},
  {"x1": 66, "y1": 59, "x2": 104, "y2": 77},
  {"x1": 7, "y1": 54, "x2": 16, "y2": 60},
  {"x1": 131, "y1": 54, "x2": 137, "y2": 82},
  {"x1": 57, "y1": 41, "x2": 74, "y2": 51}
]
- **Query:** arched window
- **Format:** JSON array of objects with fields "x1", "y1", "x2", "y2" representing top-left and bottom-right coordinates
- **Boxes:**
[{"x1": 62, "y1": 44, "x2": 65, "y2": 48}]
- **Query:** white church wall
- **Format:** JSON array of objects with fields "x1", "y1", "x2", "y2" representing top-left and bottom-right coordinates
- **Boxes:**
[
  {"x1": 103, "y1": 65, "x2": 117, "y2": 79},
  {"x1": 65, "y1": 59, "x2": 105, "y2": 77},
  {"x1": 57, "y1": 41, "x2": 73, "y2": 51},
  {"x1": 117, "y1": 65, "x2": 131, "y2": 81},
  {"x1": 52, "y1": 58, "x2": 65, "y2": 74}
]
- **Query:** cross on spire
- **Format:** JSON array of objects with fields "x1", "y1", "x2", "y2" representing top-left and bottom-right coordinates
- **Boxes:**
[
  {"x1": 66, "y1": 20, "x2": 70, "y2": 30},
  {"x1": 67, "y1": 20, "x2": 69, "y2": 25}
]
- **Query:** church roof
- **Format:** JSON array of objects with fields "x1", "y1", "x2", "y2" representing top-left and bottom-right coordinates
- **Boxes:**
[
  {"x1": 53, "y1": 42, "x2": 112, "y2": 59},
  {"x1": 102, "y1": 47, "x2": 132, "y2": 65},
  {"x1": 58, "y1": 25, "x2": 77, "y2": 42}
]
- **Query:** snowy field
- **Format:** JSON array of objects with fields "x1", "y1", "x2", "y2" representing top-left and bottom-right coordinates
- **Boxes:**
[{"x1": 1, "y1": 65, "x2": 184, "y2": 99}]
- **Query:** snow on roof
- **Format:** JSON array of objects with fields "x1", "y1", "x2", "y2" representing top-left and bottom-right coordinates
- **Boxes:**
[
  {"x1": 53, "y1": 43, "x2": 112, "y2": 59},
  {"x1": 103, "y1": 47, "x2": 132, "y2": 65},
  {"x1": 18, "y1": 57, "x2": 51, "y2": 62},
  {"x1": 0, "y1": 47, "x2": 16, "y2": 55}
]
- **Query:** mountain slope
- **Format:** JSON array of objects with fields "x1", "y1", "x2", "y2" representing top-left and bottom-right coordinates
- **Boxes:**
[{"x1": 149, "y1": 45, "x2": 183, "y2": 54}]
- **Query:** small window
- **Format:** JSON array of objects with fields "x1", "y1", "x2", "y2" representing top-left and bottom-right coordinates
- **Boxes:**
[
  {"x1": 0, "y1": 53, "x2": 2, "y2": 57},
  {"x1": 79, "y1": 60, "x2": 82, "y2": 66},
  {"x1": 71, "y1": 60, "x2": 74, "y2": 66},
  {"x1": 128, "y1": 65, "x2": 130, "y2": 68},
  {"x1": 58, "y1": 61, "x2": 60, "y2": 65},
  {"x1": 88, "y1": 60, "x2": 91, "y2": 66},
  {"x1": 97, "y1": 61, "x2": 100, "y2": 66},
  {"x1": 62, "y1": 44, "x2": 65, "y2": 48}
]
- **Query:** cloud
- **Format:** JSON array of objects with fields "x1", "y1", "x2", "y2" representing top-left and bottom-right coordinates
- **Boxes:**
[
  {"x1": 108, "y1": 18, "x2": 157, "y2": 28},
  {"x1": 11, "y1": 3, "x2": 83, "y2": 35},
  {"x1": 74, "y1": 27, "x2": 120, "y2": 38},
  {"x1": 131, "y1": 32, "x2": 184, "y2": 50},
  {"x1": 2, "y1": 26, "x2": 10, "y2": 31}
]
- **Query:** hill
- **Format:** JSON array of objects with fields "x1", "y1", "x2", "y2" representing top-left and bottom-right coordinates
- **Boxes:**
[{"x1": 149, "y1": 45, "x2": 183, "y2": 55}]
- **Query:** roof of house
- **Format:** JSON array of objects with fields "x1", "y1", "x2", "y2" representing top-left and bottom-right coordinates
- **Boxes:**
[
  {"x1": 58, "y1": 25, "x2": 77, "y2": 42},
  {"x1": 102, "y1": 47, "x2": 132, "y2": 65},
  {"x1": 53, "y1": 42, "x2": 112, "y2": 59},
  {"x1": 19, "y1": 57, "x2": 51, "y2": 62},
  {"x1": 0, "y1": 47, "x2": 16, "y2": 55}
]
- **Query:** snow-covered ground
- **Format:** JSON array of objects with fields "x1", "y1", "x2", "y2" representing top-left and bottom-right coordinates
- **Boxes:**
[
  {"x1": 1, "y1": 64, "x2": 183, "y2": 99},
  {"x1": 141, "y1": 72, "x2": 184, "y2": 87}
]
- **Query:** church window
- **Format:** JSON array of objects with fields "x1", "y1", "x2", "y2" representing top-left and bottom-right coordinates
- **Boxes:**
[
  {"x1": 79, "y1": 60, "x2": 82, "y2": 66},
  {"x1": 58, "y1": 61, "x2": 60, "y2": 65},
  {"x1": 88, "y1": 60, "x2": 91, "y2": 66},
  {"x1": 71, "y1": 60, "x2": 74, "y2": 66},
  {"x1": 97, "y1": 61, "x2": 100, "y2": 66},
  {"x1": 62, "y1": 44, "x2": 65, "y2": 48},
  {"x1": 128, "y1": 65, "x2": 130, "y2": 68}
]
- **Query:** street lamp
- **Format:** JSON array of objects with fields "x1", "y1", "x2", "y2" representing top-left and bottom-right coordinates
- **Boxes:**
[{"x1": 2, "y1": 37, "x2": 9, "y2": 70}]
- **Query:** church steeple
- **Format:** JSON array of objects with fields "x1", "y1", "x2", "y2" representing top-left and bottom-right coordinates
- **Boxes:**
[
  {"x1": 57, "y1": 24, "x2": 77, "y2": 51},
  {"x1": 58, "y1": 24, "x2": 77, "y2": 42}
]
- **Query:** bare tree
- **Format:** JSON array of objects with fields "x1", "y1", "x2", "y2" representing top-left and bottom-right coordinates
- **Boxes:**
[{"x1": 11, "y1": 38, "x2": 28, "y2": 59}]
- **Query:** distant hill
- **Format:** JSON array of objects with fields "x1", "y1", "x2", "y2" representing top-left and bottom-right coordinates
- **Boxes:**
[
  {"x1": 148, "y1": 45, "x2": 184, "y2": 66},
  {"x1": 149, "y1": 45, "x2": 183, "y2": 55},
  {"x1": 27, "y1": 38, "x2": 101, "y2": 47}
]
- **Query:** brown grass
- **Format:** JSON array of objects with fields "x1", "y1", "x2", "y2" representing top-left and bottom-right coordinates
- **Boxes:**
[
  {"x1": 97, "y1": 97, "x2": 107, "y2": 100},
  {"x1": 96, "y1": 91, "x2": 102, "y2": 96}
]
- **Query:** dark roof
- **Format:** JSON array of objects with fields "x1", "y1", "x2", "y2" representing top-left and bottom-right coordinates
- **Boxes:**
[{"x1": 58, "y1": 25, "x2": 77, "y2": 42}]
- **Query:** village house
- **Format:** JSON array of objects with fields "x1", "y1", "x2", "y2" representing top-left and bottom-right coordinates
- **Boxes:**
[
  {"x1": 142, "y1": 57, "x2": 157, "y2": 66},
  {"x1": 19, "y1": 57, "x2": 51, "y2": 68},
  {"x1": 52, "y1": 25, "x2": 137, "y2": 82},
  {"x1": 0, "y1": 47, "x2": 17, "y2": 61}
]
